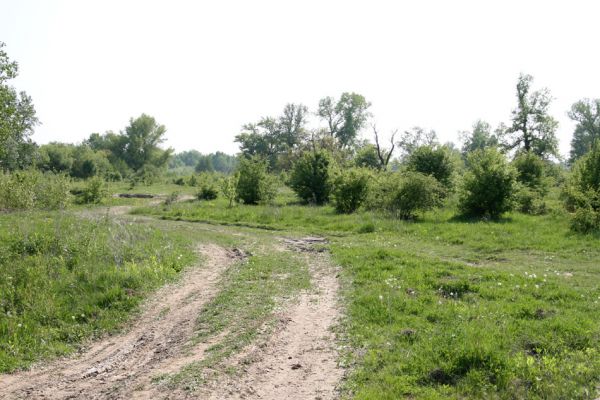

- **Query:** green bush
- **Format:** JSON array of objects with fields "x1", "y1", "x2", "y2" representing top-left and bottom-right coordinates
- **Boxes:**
[
  {"x1": 235, "y1": 156, "x2": 277, "y2": 205},
  {"x1": 79, "y1": 176, "x2": 108, "y2": 204},
  {"x1": 513, "y1": 152, "x2": 547, "y2": 191},
  {"x1": 562, "y1": 142, "x2": 600, "y2": 232},
  {"x1": 514, "y1": 185, "x2": 547, "y2": 215},
  {"x1": 366, "y1": 171, "x2": 444, "y2": 219},
  {"x1": 459, "y1": 148, "x2": 516, "y2": 218},
  {"x1": 0, "y1": 170, "x2": 70, "y2": 210},
  {"x1": 164, "y1": 191, "x2": 179, "y2": 205},
  {"x1": 197, "y1": 184, "x2": 218, "y2": 200},
  {"x1": 331, "y1": 168, "x2": 370, "y2": 213},
  {"x1": 289, "y1": 150, "x2": 331, "y2": 205},
  {"x1": 406, "y1": 145, "x2": 455, "y2": 191}
]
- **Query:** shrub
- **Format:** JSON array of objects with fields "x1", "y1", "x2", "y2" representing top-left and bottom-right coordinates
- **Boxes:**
[
  {"x1": 221, "y1": 174, "x2": 238, "y2": 208},
  {"x1": 366, "y1": 171, "x2": 444, "y2": 219},
  {"x1": 164, "y1": 191, "x2": 179, "y2": 205},
  {"x1": 406, "y1": 145, "x2": 455, "y2": 191},
  {"x1": 0, "y1": 170, "x2": 70, "y2": 210},
  {"x1": 79, "y1": 176, "x2": 108, "y2": 204},
  {"x1": 459, "y1": 148, "x2": 516, "y2": 218},
  {"x1": 331, "y1": 168, "x2": 370, "y2": 213},
  {"x1": 514, "y1": 186, "x2": 547, "y2": 215},
  {"x1": 289, "y1": 150, "x2": 331, "y2": 205},
  {"x1": 512, "y1": 152, "x2": 547, "y2": 191},
  {"x1": 173, "y1": 177, "x2": 186, "y2": 186},
  {"x1": 35, "y1": 174, "x2": 71, "y2": 210},
  {"x1": 562, "y1": 142, "x2": 600, "y2": 232},
  {"x1": 197, "y1": 184, "x2": 218, "y2": 200},
  {"x1": 235, "y1": 156, "x2": 277, "y2": 205}
]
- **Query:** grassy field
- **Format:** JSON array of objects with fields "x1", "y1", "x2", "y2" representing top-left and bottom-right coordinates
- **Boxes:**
[
  {"x1": 0, "y1": 211, "x2": 194, "y2": 372},
  {"x1": 134, "y1": 188, "x2": 600, "y2": 399},
  {"x1": 2, "y1": 183, "x2": 599, "y2": 399}
]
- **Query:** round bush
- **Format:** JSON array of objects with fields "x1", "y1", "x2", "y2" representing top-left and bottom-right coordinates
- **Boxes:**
[
  {"x1": 289, "y1": 151, "x2": 331, "y2": 205},
  {"x1": 406, "y1": 145, "x2": 455, "y2": 191},
  {"x1": 562, "y1": 141, "x2": 600, "y2": 232},
  {"x1": 459, "y1": 148, "x2": 516, "y2": 218},
  {"x1": 331, "y1": 168, "x2": 370, "y2": 213},
  {"x1": 512, "y1": 152, "x2": 546, "y2": 190},
  {"x1": 235, "y1": 156, "x2": 277, "y2": 205},
  {"x1": 366, "y1": 171, "x2": 444, "y2": 219}
]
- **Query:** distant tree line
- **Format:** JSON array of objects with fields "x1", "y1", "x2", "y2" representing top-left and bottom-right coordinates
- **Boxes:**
[{"x1": 169, "y1": 150, "x2": 237, "y2": 173}]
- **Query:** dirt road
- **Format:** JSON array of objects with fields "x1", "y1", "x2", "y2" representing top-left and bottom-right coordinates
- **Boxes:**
[{"x1": 0, "y1": 215, "x2": 343, "y2": 399}]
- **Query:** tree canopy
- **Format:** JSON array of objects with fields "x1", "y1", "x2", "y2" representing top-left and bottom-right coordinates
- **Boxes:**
[
  {"x1": 568, "y1": 98, "x2": 600, "y2": 163},
  {"x1": 498, "y1": 74, "x2": 559, "y2": 159},
  {"x1": 0, "y1": 42, "x2": 38, "y2": 170}
]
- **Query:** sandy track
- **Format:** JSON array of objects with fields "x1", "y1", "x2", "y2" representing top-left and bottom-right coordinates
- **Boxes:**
[
  {"x1": 197, "y1": 237, "x2": 343, "y2": 400},
  {"x1": 0, "y1": 243, "x2": 239, "y2": 400}
]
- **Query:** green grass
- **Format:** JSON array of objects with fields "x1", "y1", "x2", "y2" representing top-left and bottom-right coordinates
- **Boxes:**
[
  {"x1": 0, "y1": 211, "x2": 194, "y2": 372},
  {"x1": 134, "y1": 188, "x2": 600, "y2": 399}
]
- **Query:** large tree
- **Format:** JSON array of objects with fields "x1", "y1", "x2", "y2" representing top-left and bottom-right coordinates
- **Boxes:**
[
  {"x1": 460, "y1": 120, "x2": 498, "y2": 157},
  {"x1": 0, "y1": 42, "x2": 38, "y2": 170},
  {"x1": 568, "y1": 98, "x2": 600, "y2": 163},
  {"x1": 235, "y1": 103, "x2": 308, "y2": 170},
  {"x1": 499, "y1": 73, "x2": 558, "y2": 159},
  {"x1": 317, "y1": 92, "x2": 371, "y2": 148}
]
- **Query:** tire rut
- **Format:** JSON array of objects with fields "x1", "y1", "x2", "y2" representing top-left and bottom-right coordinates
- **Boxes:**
[{"x1": 0, "y1": 243, "x2": 238, "y2": 400}]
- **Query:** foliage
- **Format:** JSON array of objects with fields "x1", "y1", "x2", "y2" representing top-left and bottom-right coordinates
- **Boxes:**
[
  {"x1": 365, "y1": 171, "x2": 444, "y2": 219},
  {"x1": 405, "y1": 145, "x2": 455, "y2": 191},
  {"x1": 397, "y1": 127, "x2": 438, "y2": 160},
  {"x1": 498, "y1": 73, "x2": 559, "y2": 159},
  {"x1": 289, "y1": 150, "x2": 332, "y2": 205},
  {"x1": 0, "y1": 42, "x2": 39, "y2": 171},
  {"x1": 0, "y1": 170, "x2": 70, "y2": 210},
  {"x1": 460, "y1": 120, "x2": 498, "y2": 157},
  {"x1": 331, "y1": 168, "x2": 371, "y2": 213},
  {"x1": 78, "y1": 176, "x2": 108, "y2": 204},
  {"x1": 317, "y1": 92, "x2": 371, "y2": 148},
  {"x1": 514, "y1": 185, "x2": 547, "y2": 215},
  {"x1": 235, "y1": 103, "x2": 308, "y2": 170},
  {"x1": 221, "y1": 174, "x2": 238, "y2": 208},
  {"x1": 568, "y1": 98, "x2": 600, "y2": 163},
  {"x1": 235, "y1": 156, "x2": 277, "y2": 205},
  {"x1": 459, "y1": 148, "x2": 517, "y2": 218},
  {"x1": 164, "y1": 191, "x2": 180, "y2": 205},
  {"x1": 512, "y1": 152, "x2": 547, "y2": 190},
  {"x1": 354, "y1": 143, "x2": 381, "y2": 169},
  {"x1": 562, "y1": 142, "x2": 600, "y2": 232}
]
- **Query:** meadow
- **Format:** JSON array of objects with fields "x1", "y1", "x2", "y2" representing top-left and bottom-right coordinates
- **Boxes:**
[{"x1": 134, "y1": 187, "x2": 600, "y2": 399}]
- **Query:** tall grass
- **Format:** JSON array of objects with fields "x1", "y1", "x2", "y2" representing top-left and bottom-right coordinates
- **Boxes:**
[{"x1": 0, "y1": 212, "x2": 193, "y2": 372}]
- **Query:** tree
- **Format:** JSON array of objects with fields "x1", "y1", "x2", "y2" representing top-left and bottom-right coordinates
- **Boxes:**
[
  {"x1": 460, "y1": 120, "x2": 498, "y2": 157},
  {"x1": 123, "y1": 114, "x2": 172, "y2": 171},
  {"x1": 396, "y1": 127, "x2": 437, "y2": 160},
  {"x1": 317, "y1": 92, "x2": 371, "y2": 148},
  {"x1": 568, "y1": 98, "x2": 600, "y2": 163},
  {"x1": 195, "y1": 155, "x2": 214, "y2": 172},
  {"x1": 499, "y1": 74, "x2": 559, "y2": 159},
  {"x1": 372, "y1": 125, "x2": 396, "y2": 169},
  {"x1": 235, "y1": 103, "x2": 309, "y2": 170},
  {"x1": 0, "y1": 42, "x2": 38, "y2": 170}
]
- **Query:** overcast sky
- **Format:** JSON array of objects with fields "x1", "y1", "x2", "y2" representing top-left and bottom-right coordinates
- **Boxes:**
[{"x1": 2, "y1": 0, "x2": 599, "y2": 157}]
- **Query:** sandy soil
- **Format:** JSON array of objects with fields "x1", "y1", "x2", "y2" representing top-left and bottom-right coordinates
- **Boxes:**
[{"x1": 194, "y1": 236, "x2": 343, "y2": 400}]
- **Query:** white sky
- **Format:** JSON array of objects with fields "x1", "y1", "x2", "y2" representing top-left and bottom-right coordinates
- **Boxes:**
[{"x1": 2, "y1": 0, "x2": 599, "y2": 157}]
